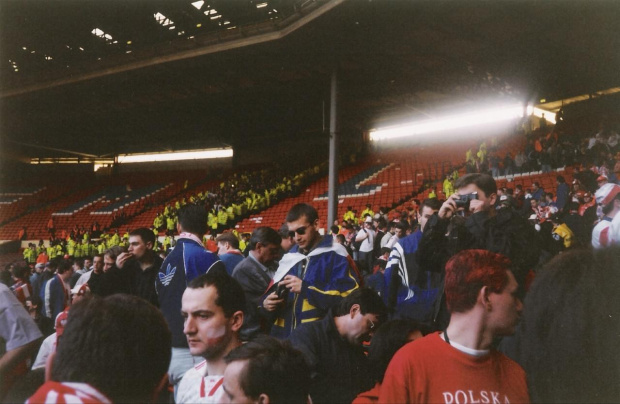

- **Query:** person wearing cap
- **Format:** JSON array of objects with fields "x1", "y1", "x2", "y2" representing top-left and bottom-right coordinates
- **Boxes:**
[
  {"x1": 356, "y1": 216, "x2": 376, "y2": 276},
  {"x1": 592, "y1": 183, "x2": 620, "y2": 249}
]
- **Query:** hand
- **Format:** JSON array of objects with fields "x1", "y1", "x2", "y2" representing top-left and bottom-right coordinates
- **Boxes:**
[
  {"x1": 263, "y1": 292, "x2": 284, "y2": 311},
  {"x1": 438, "y1": 194, "x2": 459, "y2": 219},
  {"x1": 116, "y1": 252, "x2": 133, "y2": 269},
  {"x1": 468, "y1": 198, "x2": 486, "y2": 214},
  {"x1": 281, "y1": 275, "x2": 303, "y2": 294}
]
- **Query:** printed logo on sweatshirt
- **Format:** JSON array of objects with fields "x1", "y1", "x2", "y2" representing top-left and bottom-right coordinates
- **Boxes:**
[
  {"x1": 158, "y1": 264, "x2": 176, "y2": 286},
  {"x1": 442, "y1": 390, "x2": 511, "y2": 404}
]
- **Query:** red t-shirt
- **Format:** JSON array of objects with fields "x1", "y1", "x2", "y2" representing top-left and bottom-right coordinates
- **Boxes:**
[{"x1": 379, "y1": 332, "x2": 530, "y2": 404}]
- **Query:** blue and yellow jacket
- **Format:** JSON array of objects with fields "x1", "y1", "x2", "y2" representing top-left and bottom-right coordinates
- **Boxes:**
[{"x1": 268, "y1": 236, "x2": 360, "y2": 339}]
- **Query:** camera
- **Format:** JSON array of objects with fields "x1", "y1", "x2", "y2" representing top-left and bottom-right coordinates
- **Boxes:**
[
  {"x1": 276, "y1": 283, "x2": 288, "y2": 299},
  {"x1": 454, "y1": 192, "x2": 478, "y2": 210}
]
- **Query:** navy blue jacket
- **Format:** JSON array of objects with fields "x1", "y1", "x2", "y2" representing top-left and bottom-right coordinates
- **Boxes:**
[{"x1": 155, "y1": 238, "x2": 225, "y2": 347}]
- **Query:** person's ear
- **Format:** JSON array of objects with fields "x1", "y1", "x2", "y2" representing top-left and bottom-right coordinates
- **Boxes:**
[
  {"x1": 488, "y1": 193, "x2": 497, "y2": 206},
  {"x1": 350, "y1": 303, "x2": 360, "y2": 319},
  {"x1": 257, "y1": 393, "x2": 270, "y2": 404},
  {"x1": 479, "y1": 286, "x2": 493, "y2": 311},
  {"x1": 230, "y1": 310, "x2": 244, "y2": 332}
]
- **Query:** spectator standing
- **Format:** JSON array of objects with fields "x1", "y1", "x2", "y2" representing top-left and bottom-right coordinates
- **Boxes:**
[
  {"x1": 262, "y1": 203, "x2": 360, "y2": 339},
  {"x1": 418, "y1": 174, "x2": 540, "y2": 294},
  {"x1": 220, "y1": 336, "x2": 311, "y2": 404},
  {"x1": 592, "y1": 183, "x2": 620, "y2": 248},
  {"x1": 379, "y1": 250, "x2": 529, "y2": 404},
  {"x1": 555, "y1": 175, "x2": 570, "y2": 211},
  {"x1": 215, "y1": 233, "x2": 244, "y2": 276},
  {"x1": 177, "y1": 272, "x2": 244, "y2": 403},
  {"x1": 355, "y1": 217, "x2": 376, "y2": 276},
  {"x1": 232, "y1": 227, "x2": 281, "y2": 340},
  {"x1": 115, "y1": 227, "x2": 163, "y2": 306},
  {"x1": 27, "y1": 295, "x2": 171, "y2": 404},
  {"x1": 155, "y1": 204, "x2": 226, "y2": 399},
  {"x1": 40, "y1": 260, "x2": 73, "y2": 321},
  {"x1": 383, "y1": 198, "x2": 442, "y2": 327},
  {"x1": 289, "y1": 288, "x2": 387, "y2": 404},
  {"x1": 0, "y1": 283, "x2": 42, "y2": 400},
  {"x1": 513, "y1": 248, "x2": 620, "y2": 402}
]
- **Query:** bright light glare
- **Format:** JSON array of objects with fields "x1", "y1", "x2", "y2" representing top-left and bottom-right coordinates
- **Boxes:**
[
  {"x1": 117, "y1": 148, "x2": 233, "y2": 163},
  {"x1": 191, "y1": 0, "x2": 204, "y2": 10},
  {"x1": 370, "y1": 104, "x2": 523, "y2": 141},
  {"x1": 527, "y1": 106, "x2": 556, "y2": 124},
  {"x1": 256, "y1": 2, "x2": 268, "y2": 8}
]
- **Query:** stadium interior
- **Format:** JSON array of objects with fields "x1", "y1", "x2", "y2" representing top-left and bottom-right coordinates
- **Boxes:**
[{"x1": 1, "y1": 0, "x2": 619, "y2": 263}]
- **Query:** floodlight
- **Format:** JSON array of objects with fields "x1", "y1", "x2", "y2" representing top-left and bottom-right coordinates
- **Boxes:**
[{"x1": 369, "y1": 104, "x2": 523, "y2": 141}]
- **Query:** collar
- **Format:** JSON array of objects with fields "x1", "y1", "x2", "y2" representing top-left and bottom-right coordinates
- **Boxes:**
[
  {"x1": 248, "y1": 251, "x2": 271, "y2": 273},
  {"x1": 273, "y1": 235, "x2": 347, "y2": 283},
  {"x1": 178, "y1": 232, "x2": 204, "y2": 245}
]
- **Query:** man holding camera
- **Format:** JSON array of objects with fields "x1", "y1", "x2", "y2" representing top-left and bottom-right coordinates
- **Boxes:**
[{"x1": 417, "y1": 174, "x2": 540, "y2": 328}]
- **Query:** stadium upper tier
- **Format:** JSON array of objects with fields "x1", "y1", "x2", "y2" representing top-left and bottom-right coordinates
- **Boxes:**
[{"x1": 1, "y1": 129, "x2": 560, "y2": 241}]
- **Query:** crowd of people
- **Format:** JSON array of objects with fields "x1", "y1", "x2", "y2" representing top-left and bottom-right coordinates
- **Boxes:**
[{"x1": 1, "y1": 123, "x2": 620, "y2": 403}]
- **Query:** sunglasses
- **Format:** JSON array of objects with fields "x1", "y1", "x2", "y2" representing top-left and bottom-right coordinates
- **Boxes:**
[
  {"x1": 288, "y1": 225, "x2": 311, "y2": 238},
  {"x1": 368, "y1": 318, "x2": 376, "y2": 331}
]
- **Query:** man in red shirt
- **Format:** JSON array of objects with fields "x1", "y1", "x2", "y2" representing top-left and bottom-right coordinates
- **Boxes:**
[{"x1": 379, "y1": 249, "x2": 529, "y2": 404}]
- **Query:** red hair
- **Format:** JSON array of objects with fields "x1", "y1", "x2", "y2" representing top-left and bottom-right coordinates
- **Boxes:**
[{"x1": 445, "y1": 249, "x2": 511, "y2": 313}]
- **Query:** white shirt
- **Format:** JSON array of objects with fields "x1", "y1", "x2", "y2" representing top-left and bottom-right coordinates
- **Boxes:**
[
  {"x1": 385, "y1": 234, "x2": 401, "y2": 250},
  {"x1": 74, "y1": 271, "x2": 93, "y2": 289},
  {"x1": 0, "y1": 283, "x2": 42, "y2": 352},
  {"x1": 380, "y1": 231, "x2": 394, "y2": 248},
  {"x1": 32, "y1": 332, "x2": 57, "y2": 370},
  {"x1": 610, "y1": 213, "x2": 620, "y2": 245},
  {"x1": 177, "y1": 360, "x2": 224, "y2": 404},
  {"x1": 592, "y1": 219, "x2": 612, "y2": 249},
  {"x1": 358, "y1": 229, "x2": 375, "y2": 253}
]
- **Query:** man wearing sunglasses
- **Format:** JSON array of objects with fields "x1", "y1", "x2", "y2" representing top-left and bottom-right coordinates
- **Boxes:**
[
  {"x1": 263, "y1": 203, "x2": 361, "y2": 340},
  {"x1": 289, "y1": 288, "x2": 386, "y2": 404}
]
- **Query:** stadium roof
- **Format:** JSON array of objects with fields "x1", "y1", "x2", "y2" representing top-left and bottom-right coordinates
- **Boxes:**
[{"x1": 1, "y1": 0, "x2": 619, "y2": 160}]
